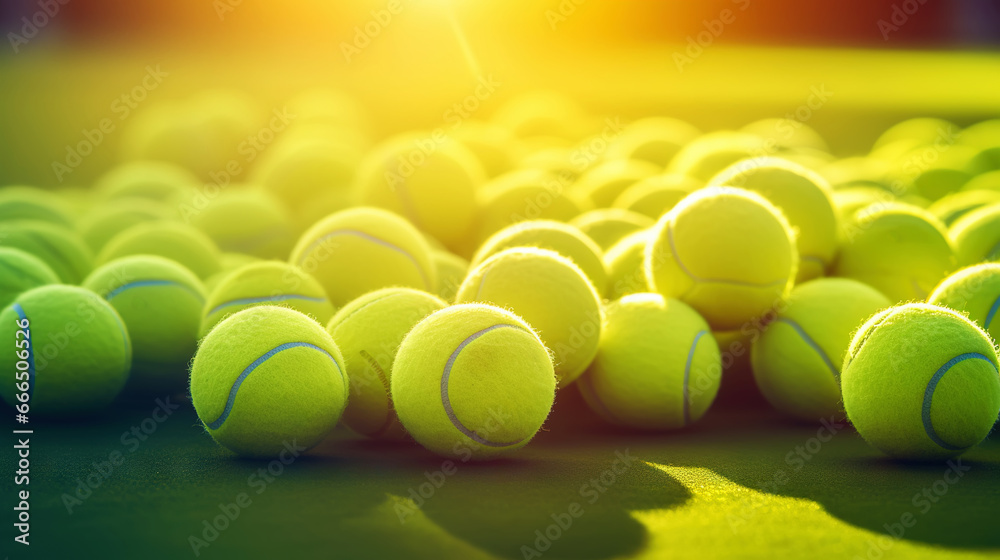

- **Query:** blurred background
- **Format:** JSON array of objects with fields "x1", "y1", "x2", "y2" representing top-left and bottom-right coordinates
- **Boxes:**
[{"x1": 1, "y1": 0, "x2": 999, "y2": 186}]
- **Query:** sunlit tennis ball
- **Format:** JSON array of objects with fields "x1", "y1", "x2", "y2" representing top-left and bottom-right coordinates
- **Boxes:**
[
  {"x1": 741, "y1": 118, "x2": 829, "y2": 153},
  {"x1": 667, "y1": 131, "x2": 764, "y2": 182},
  {"x1": 185, "y1": 189, "x2": 295, "y2": 259},
  {"x1": 251, "y1": 136, "x2": 360, "y2": 214},
  {"x1": 929, "y1": 263, "x2": 1000, "y2": 344},
  {"x1": 569, "y1": 159, "x2": 660, "y2": 208},
  {"x1": 605, "y1": 230, "x2": 652, "y2": 300},
  {"x1": 431, "y1": 250, "x2": 468, "y2": 303},
  {"x1": 450, "y1": 120, "x2": 517, "y2": 178},
  {"x1": 569, "y1": 208, "x2": 654, "y2": 251},
  {"x1": 475, "y1": 169, "x2": 585, "y2": 244},
  {"x1": 605, "y1": 117, "x2": 701, "y2": 167},
  {"x1": 611, "y1": 173, "x2": 701, "y2": 220},
  {"x1": 927, "y1": 190, "x2": 1000, "y2": 227},
  {"x1": 949, "y1": 204, "x2": 1000, "y2": 266}
]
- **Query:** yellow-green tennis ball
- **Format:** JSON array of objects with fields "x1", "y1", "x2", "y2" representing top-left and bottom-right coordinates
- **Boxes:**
[
  {"x1": 83, "y1": 256, "x2": 205, "y2": 396},
  {"x1": 190, "y1": 306, "x2": 347, "y2": 457},
  {"x1": 471, "y1": 220, "x2": 608, "y2": 295},
  {"x1": 251, "y1": 137, "x2": 359, "y2": 214},
  {"x1": 604, "y1": 117, "x2": 701, "y2": 168},
  {"x1": 450, "y1": 120, "x2": 517, "y2": 178},
  {"x1": 0, "y1": 285, "x2": 131, "y2": 417},
  {"x1": 202, "y1": 253, "x2": 260, "y2": 295},
  {"x1": 927, "y1": 190, "x2": 1000, "y2": 227},
  {"x1": 949, "y1": 203, "x2": 1000, "y2": 266},
  {"x1": 611, "y1": 173, "x2": 701, "y2": 220},
  {"x1": 962, "y1": 170, "x2": 1000, "y2": 193},
  {"x1": 577, "y1": 293, "x2": 721, "y2": 430},
  {"x1": 431, "y1": 250, "x2": 468, "y2": 303},
  {"x1": 492, "y1": 90, "x2": 586, "y2": 140},
  {"x1": 604, "y1": 230, "x2": 651, "y2": 300},
  {"x1": 645, "y1": 186, "x2": 797, "y2": 331},
  {"x1": 709, "y1": 156, "x2": 838, "y2": 282},
  {"x1": 872, "y1": 118, "x2": 959, "y2": 152},
  {"x1": 289, "y1": 207, "x2": 436, "y2": 307},
  {"x1": 358, "y1": 133, "x2": 484, "y2": 251},
  {"x1": 751, "y1": 278, "x2": 891, "y2": 421},
  {"x1": 184, "y1": 189, "x2": 295, "y2": 260},
  {"x1": 326, "y1": 288, "x2": 447, "y2": 439},
  {"x1": 457, "y1": 248, "x2": 601, "y2": 388},
  {"x1": 0, "y1": 247, "x2": 60, "y2": 309},
  {"x1": 928, "y1": 263, "x2": 1000, "y2": 343},
  {"x1": 569, "y1": 208, "x2": 654, "y2": 251},
  {"x1": 94, "y1": 160, "x2": 199, "y2": 205},
  {"x1": 0, "y1": 220, "x2": 93, "y2": 283},
  {"x1": 889, "y1": 145, "x2": 989, "y2": 201},
  {"x1": 831, "y1": 186, "x2": 895, "y2": 226},
  {"x1": 569, "y1": 159, "x2": 660, "y2": 208},
  {"x1": 741, "y1": 118, "x2": 830, "y2": 153},
  {"x1": 98, "y1": 221, "x2": 222, "y2": 280},
  {"x1": 78, "y1": 198, "x2": 172, "y2": 253},
  {"x1": 475, "y1": 169, "x2": 585, "y2": 244},
  {"x1": 391, "y1": 303, "x2": 556, "y2": 460},
  {"x1": 842, "y1": 303, "x2": 1000, "y2": 460},
  {"x1": 835, "y1": 203, "x2": 955, "y2": 301},
  {"x1": 667, "y1": 131, "x2": 764, "y2": 182},
  {"x1": 201, "y1": 261, "x2": 334, "y2": 338},
  {"x1": 0, "y1": 186, "x2": 75, "y2": 227}
]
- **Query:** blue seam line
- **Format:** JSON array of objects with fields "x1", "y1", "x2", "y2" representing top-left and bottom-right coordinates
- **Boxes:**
[
  {"x1": 922, "y1": 352, "x2": 998, "y2": 451},
  {"x1": 206, "y1": 342, "x2": 343, "y2": 431},
  {"x1": 666, "y1": 220, "x2": 788, "y2": 288},
  {"x1": 207, "y1": 294, "x2": 327, "y2": 316},
  {"x1": 683, "y1": 331, "x2": 709, "y2": 426},
  {"x1": 775, "y1": 318, "x2": 840, "y2": 381},
  {"x1": 105, "y1": 279, "x2": 205, "y2": 302},
  {"x1": 441, "y1": 324, "x2": 528, "y2": 447},
  {"x1": 13, "y1": 304, "x2": 34, "y2": 400},
  {"x1": 985, "y1": 296, "x2": 1000, "y2": 331},
  {"x1": 296, "y1": 229, "x2": 431, "y2": 290}
]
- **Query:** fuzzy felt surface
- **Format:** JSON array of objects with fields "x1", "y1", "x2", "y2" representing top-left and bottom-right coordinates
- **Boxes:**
[
  {"x1": 97, "y1": 220, "x2": 222, "y2": 280},
  {"x1": 929, "y1": 263, "x2": 1000, "y2": 344},
  {"x1": 0, "y1": 246, "x2": 60, "y2": 309},
  {"x1": 949, "y1": 203, "x2": 1000, "y2": 267},
  {"x1": 391, "y1": 304, "x2": 556, "y2": 460},
  {"x1": 327, "y1": 287, "x2": 447, "y2": 439},
  {"x1": 289, "y1": 206, "x2": 437, "y2": 307},
  {"x1": 0, "y1": 285, "x2": 131, "y2": 416},
  {"x1": 0, "y1": 219, "x2": 94, "y2": 283}
]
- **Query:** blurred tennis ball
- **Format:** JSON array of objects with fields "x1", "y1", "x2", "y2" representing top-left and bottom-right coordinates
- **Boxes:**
[
  {"x1": 569, "y1": 208, "x2": 654, "y2": 250},
  {"x1": 612, "y1": 173, "x2": 701, "y2": 220},
  {"x1": 98, "y1": 221, "x2": 222, "y2": 280},
  {"x1": 0, "y1": 220, "x2": 93, "y2": 283},
  {"x1": 186, "y1": 189, "x2": 295, "y2": 259}
]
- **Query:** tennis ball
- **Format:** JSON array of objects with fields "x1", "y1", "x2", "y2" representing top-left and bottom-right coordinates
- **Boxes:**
[
  {"x1": 0, "y1": 220, "x2": 93, "y2": 283},
  {"x1": 203, "y1": 253, "x2": 260, "y2": 294},
  {"x1": 326, "y1": 288, "x2": 447, "y2": 439},
  {"x1": 391, "y1": 303, "x2": 556, "y2": 460},
  {"x1": 962, "y1": 170, "x2": 1000, "y2": 193},
  {"x1": 201, "y1": 261, "x2": 334, "y2": 338},
  {"x1": 928, "y1": 263, "x2": 1000, "y2": 343},
  {"x1": 0, "y1": 186, "x2": 75, "y2": 227},
  {"x1": 741, "y1": 118, "x2": 829, "y2": 153},
  {"x1": 0, "y1": 285, "x2": 131, "y2": 417},
  {"x1": 184, "y1": 189, "x2": 295, "y2": 259},
  {"x1": 578, "y1": 293, "x2": 721, "y2": 430},
  {"x1": 358, "y1": 133, "x2": 484, "y2": 251},
  {"x1": 710, "y1": 157, "x2": 838, "y2": 282},
  {"x1": 190, "y1": 306, "x2": 347, "y2": 457},
  {"x1": 949, "y1": 203, "x2": 1000, "y2": 266},
  {"x1": 450, "y1": 120, "x2": 516, "y2": 178},
  {"x1": 492, "y1": 90, "x2": 586, "y2": 140},
  {"x1": 475, "y1": 169, "x2": 585, "y2": 244},
  {"x1": 667, "y1": 131, "x2": 764, "y2": 182},
  {"x1": 927, "y1": 190, "x2": 1000, "y2": 227},
  {"x1": 835, "y1": 203, "x2": 955, "y2": 301},
  {"x1": 842, "y1": 303, "x2": 1000, "y2": 459},
  {"x1": 570, "y1": 159, "x2": 660, "y2": 208},
  {"x1": 570, "y1": 208, "x2": 654, "y2": 251},
  {"x1": 611, "y1": 173, "x2": 701, "y2": 220},
  {"x1": 78, "y1": 198, "x2": 172, "y2": 252},
  {"x1": 645, "y1": 186, "x2": 797, "y2": 331},
  {"x1": 605, "y1": 230, "x2": 652, "y2": 300},
  {"x1": 83, "y1": 256, "x2": 205, "y2": 396},
  {"x1": 471, "y1": 220, "x2": 608, "y2": 295},
  {"x1": 872, "y1": 118, "x2": 959, "y2": 152},
  {"x1": 98, "y1": 221, "x2": 222, "y2": 280},
  {"x1": 604, "y1": 117, "x2": 701, "y2": 167},
  {"x1": 0, "y1": 248, "x2": 60, "y2": 309},
  {"x1": 889, "y1": 146, "x2": 989, "y2": 201},
  {"x1": 94, "y1": 160, "x2": 199, "y2": 205},
  {"x1": 431, "y1": 250, "x2": 468, "y2": 303},
  {"x1": 457, "y1": 248, "x2": 602, "y2": 387},
  {"x1": 820, "y1": 156, "x2": 892, "y2": 189},
  {"x1": 751, "y1": 278, "x2": 891, "y2": 421},
  {"x1": 251, "y1": 137, "x2": 360, "y2": 214},
  {"x1": 289, "y1": 207, "x2": 436, "y2": 307}
]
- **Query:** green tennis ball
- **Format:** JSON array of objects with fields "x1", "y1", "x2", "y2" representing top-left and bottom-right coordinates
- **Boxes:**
[
  {"x1": 569, "y1": 208, "x2": 655, "y2": 251},
  {"x1": 891, "y1": 146, "x2": 989, "y2": 201},
  {"x1": 0, "y1": 247, "x2": 60, "y2": 309},
  {"x1": 289, "y1": 207, "x2": 437, "y2": 307},
  {"x1": 83, "y1": 256, "x2": 205, "y2": 396},
  {"x1": 190, "y1": 306, "x2": 348, "y2": 457},
  {"x1": 78, "y1": 198, "x2": 172, "y2": 253},
  {"x1": 472, "y1": 219, "x2": 608, "y2": 295},
  {"x1": 0, "y1": 186, "x2": 75, "y2": 227},
  {"x1": 475, "y1": 169, "x2": 585, "y2": 244},
  {"x1": 709, "y1": 156, "x2": 839, "y2": 282},
  {"x1": 358, "y1": 133, "x2": 484, "y2": 251},
  {"x1": 872, "y1": 118, "x2": 958, "y2": 152},
  {"x1": 962, "y1": 170, "x2": 1000, "y2": 193},
  {"x1": 0, "y1": 220, "x2": 93, "y2": 283},
  {"x1": 928, "y1": 263, "x2": 1000, "y2": 343},
  {"x1": 604, "y1": 117, "x2": 701, "y2": 167},
  {"x1": 431, "y1": 250, "x2": 468, "y2": 303},
  {"x1": 0, "y1": 285, "x2": 131, "y2": 417},
  {"x1": 569, "y1": 159, "x2": 660, "y2": 208},
  {"x1": 457, "y1": 247, "x2": 602, "y2": 388},
  {"x1": 835, "y1": 203, "x2": 955, "y2": 301},
  {"x1": 201, "y1": 261, "x2": 334, "y2": 338},
  {"x1": 751, "y1": 278, "x2": 892, "y2": 421},
  {"x1": 611, "y1": 173, "x2": 701, "y2": 220},
  {"x1": 326, "y1": 288, "x2": 447, "y2": 439},
  {"x1": 949, "y1": 203, "x2": 1000, "y2": 266},
  {"x1": 667, "y1": 131, "x2": 764, "y2": 182},
  {"x1": 94, "y1": 160, "x2": 199, "y2": 205},
  {"x1": 577, "y1": 293, "x2": 721, "y2": 430},
  {"x1": 842, "y1": 303, "x2": 1000, "y2": 460},
  {"x1": 645, "y1": 186, "x2": 797, "y2": 331},
  {"x1": 251, "y1": 137, "x2": 359, "y2": 214},
  {"x1": 391, "y1": 303, "x2": 556, "y2": 460},
  {"x1": 98, "y1": 221, "x2": 222, "y2": 280},
  {"x1": 604, "y1": 230, "x2": 651, "y2": 300},
  {"x1": 185, "y1": 189, "x2": 295, "y2": 260}
]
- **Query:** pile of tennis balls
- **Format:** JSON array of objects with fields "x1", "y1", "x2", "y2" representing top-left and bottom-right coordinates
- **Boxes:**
[{"x1": 3, "y1": 89, "x2": 1000, "y2": 463}]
